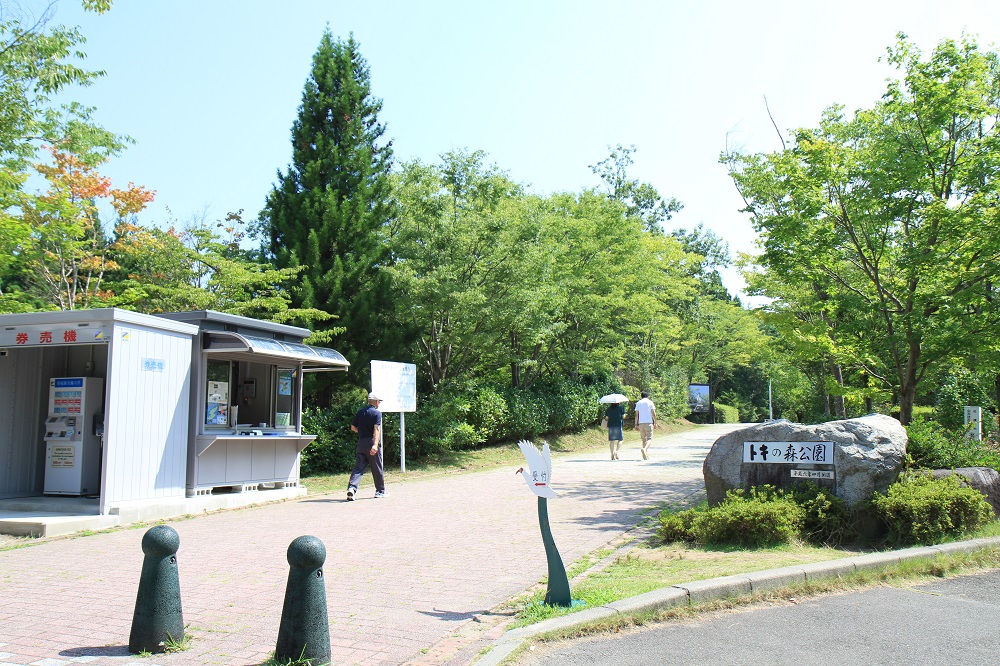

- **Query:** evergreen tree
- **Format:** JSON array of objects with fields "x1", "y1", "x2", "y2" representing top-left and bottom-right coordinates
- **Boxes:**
[{"x1": 259, "y1": 30, "x2": 395, "y2": 395}]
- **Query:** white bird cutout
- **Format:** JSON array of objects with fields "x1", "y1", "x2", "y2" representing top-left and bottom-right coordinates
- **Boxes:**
[{"x1": 515, "y1": 439, "x2": 557, "y2": 498}]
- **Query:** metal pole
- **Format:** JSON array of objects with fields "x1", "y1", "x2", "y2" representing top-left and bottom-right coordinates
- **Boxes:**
[
  {"x1": 769, "y1": 378, "x2": 773, "y2": 420},
  {"x1": 400, "y1": 412, "x2": 406, "y2": 473}
]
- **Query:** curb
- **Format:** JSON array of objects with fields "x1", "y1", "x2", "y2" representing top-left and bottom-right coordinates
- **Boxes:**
[{"x1": 472, "y1": 536, "x2": 1000, "y2": 666}]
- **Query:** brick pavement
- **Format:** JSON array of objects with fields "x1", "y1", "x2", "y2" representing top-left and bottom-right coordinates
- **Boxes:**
[{"x1": 0, "y1": 425, "x2": 740, "y2": 666}]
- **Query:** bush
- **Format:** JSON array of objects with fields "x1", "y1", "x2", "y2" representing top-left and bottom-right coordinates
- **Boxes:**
[
  {"x1": 713, "y1": 402, "x2": 740, "y2": 423},
  {"x1": 300, "y1": 386, "x2": 369, "y2": 475},
  {"x1": 788, "y1": 482, "x2": 855, "y2": 546},
  {"x1": 658, "y1": 484, "x2": 860, "y2": 547},
  {"x1": 934, "y1": 368, "x2": 996, "y2": 432},
  {"x1": 467, "y1": 386, "x2": 510, "y2": 444},
  {"x1": 690, "y1": 487, "x2": 805, "y2": 547},
  {"x1": 872, "y1": 472, "x2": 995, "y2": 546},
  {"x1": 906, "y1": 415, "x2": 1000, "y2": 471},
  {"x1": 657, "y1": 508, "x2": 699, "y2": 543}
]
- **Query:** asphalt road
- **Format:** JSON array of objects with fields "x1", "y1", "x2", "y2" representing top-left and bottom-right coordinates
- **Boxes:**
[{"x1": 516, "y1": 569, "x2": 1000, "y2": 666}]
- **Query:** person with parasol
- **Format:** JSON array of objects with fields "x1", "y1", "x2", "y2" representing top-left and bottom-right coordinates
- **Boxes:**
[{"x1": 599, "y1": 393, "x2": 628, "y2": 460}]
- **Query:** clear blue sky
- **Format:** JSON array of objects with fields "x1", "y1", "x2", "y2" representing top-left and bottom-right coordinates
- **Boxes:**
[{"x1": 38, "y1": 0, "x2": 1000, "y2": 297}]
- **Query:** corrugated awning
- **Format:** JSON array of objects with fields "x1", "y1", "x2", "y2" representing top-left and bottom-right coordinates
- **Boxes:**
[{"x1": 202, "y1": 332, "x2": 349, "y2": 371}]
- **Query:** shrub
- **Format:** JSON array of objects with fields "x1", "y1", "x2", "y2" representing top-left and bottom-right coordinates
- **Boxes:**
[
  {"x1": 657, "y1": 508, "x2": 698, "y2": 543},
  {"x1": 934, "y1": 368, "x2": 996, "y2": 432},
  {"x1": 713, "y1": 402, "x2": 739, "y2": 423},
  {"x1": 299, "y1": 386, "x2": 369, "y2": 475},
  {"x1": 788, "y1": 482, "x2": 856, "y2": 545},
  {"x1": 871, "y1": 472, "x2": 995, "y2": 546},
  {"x1": 467, "y1": 386, "x2": 510, "y2": 444},
  {"x1": 690, "y1": 488, "x2": 806, "y2": 547},
  {"x1": 906, "y1": 415, "x2": 1000, "y2": 471}
]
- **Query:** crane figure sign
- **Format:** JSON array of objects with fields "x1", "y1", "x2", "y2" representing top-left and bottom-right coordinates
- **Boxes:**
[{"x1": 516, "y1": 440, "x2": 572, "y2": 607}]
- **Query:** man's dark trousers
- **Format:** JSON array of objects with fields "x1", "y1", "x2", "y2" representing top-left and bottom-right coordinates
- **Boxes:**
[{"x1": 348, "y1": 437, "x2": 385, "y2": 492}]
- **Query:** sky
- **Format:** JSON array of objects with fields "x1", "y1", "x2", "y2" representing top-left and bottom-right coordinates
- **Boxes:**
[{"x1": 29, "y1": 0, "x2": 1000, "y2": 298}]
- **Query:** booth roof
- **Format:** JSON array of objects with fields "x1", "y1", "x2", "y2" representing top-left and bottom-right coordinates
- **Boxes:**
[
  {"x1": 155, "y1": 310, "x2": 311, "y2": 339},
  {"x1": 202, "y1": 331, "x2": 349, "y2": 371}
]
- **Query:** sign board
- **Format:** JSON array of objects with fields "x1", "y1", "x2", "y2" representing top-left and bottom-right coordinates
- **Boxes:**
[
  {"x1": 370, "y1": 360, "x2": 417, "y2": 413},
  {"x1": 743, "y1": 441, "x2": 834, "y2": 464},
  {"x1": 1, "y1": 323, "x2": 112, "y2": 347},
  {"x1": 688, "y1": 383, "x2": 710, "y2": 413},
  {"x1": 965, "y1": 406, "x2": 982, "y2": 441},
  {"x1": 790, "y1": 469, "x2": 834, "y2": 480}
]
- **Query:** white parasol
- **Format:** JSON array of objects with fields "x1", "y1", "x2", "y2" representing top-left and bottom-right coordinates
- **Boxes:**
[{"x1": 599, "y1": 393, "x2": 629, "y2": 404}]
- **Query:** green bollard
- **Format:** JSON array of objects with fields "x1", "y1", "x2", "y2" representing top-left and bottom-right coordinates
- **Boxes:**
[
  {"x1": 129, "y1": 525, "x2": 184, "y2": 654},
  {"x1": 275, "y1": 535, "x2": 331, "y2": 665}
]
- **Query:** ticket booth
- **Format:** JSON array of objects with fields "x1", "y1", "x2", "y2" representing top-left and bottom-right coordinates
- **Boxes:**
[
  {"x1": 154, "y1": 310, "x2": 349, "y2": 497},
  {"x1": 0, "y1": 308, "x2": 348, "y2": 528},
  {"x1": 0, "y1": 309, "x2": 198, "y2": 515}
]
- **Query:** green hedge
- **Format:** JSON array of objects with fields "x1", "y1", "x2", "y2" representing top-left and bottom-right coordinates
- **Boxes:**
[
  {"x1": 713, "y1": 402, "x2": 739, "y2": 423},
  {"x1": 905, "y1": 416, "x2": 1000, "y2": 471},
  {"x1": 301, "y1": 375, "x2": 624, "y2": 473}
]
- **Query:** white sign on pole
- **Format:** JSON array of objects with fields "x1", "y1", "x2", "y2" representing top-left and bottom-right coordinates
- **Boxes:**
[
  {"x1": 371, "y1": 360, "x2": 417, "y2": 473},
  {"x1": 370, "y1": 361, "x2": 416, "y2": 413},
  {"x1": 964, "y1": 406, "x2": 982, "y2": 441}
]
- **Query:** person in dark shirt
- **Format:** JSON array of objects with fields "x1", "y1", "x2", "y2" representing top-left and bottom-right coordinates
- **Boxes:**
[
  {"x1": 605, "y1": 400, "x2": 626, "y2": 460},
  {"x1": 347, "y1": 392, "x2": 386, "y2": 500}
]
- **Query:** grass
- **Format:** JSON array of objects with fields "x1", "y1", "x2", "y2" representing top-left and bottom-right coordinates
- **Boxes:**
[
  {"x1": 499, "y1": 488, "x2": 1000, "y2": 633},
  {"x1": 517, "y1": 546, "x2": 1000, "y2": 650},
  {"x1": 507, "y1": 538, "x2": 854, "y2": 627}
]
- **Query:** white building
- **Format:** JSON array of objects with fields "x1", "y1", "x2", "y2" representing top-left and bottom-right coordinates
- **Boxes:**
[{"x1": 0, "y1": 309, "x2": 348, "y2": 536}]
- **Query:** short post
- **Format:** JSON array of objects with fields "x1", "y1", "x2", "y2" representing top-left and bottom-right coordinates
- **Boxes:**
[
  {"x1": 129, "y1": 525, "x2": 184, "y2": 654},
  {"x1": 275, "y1": 535, "x2": 331, "y2": 665}
]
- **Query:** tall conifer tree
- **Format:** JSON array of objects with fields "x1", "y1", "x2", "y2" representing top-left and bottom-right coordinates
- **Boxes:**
[{"x1": 260, "y1": 30, "x2": 394, "y2": 391}]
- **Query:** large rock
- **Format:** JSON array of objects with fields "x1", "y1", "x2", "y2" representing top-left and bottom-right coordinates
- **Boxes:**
[
  {"x1": 703, "y1": 414, "x2": 907, "y2": 507},
  {"x1": 931, "y1": 467, "x2": 1000, "y2": 516}
]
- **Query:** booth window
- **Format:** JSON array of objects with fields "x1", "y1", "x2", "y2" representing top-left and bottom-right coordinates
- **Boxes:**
[
  {"x1": 274, "y1": 368, "x2": 295, "y2": 429},
  {"x1": 205, "y1": 360, "x2": 231, "y2": 427},
  {"x1": 200, "y1": 354, "x2": 300, "y2": 431}
]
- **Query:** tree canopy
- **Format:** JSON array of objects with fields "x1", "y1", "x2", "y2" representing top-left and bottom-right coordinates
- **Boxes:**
[{"x1": 726, "y1": 33, "x2": 1000, "y2": 424}]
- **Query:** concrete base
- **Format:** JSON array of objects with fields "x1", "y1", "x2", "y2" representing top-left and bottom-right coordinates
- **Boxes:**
[{"x1": 0, "y1": 486, "x2": 307, "y2": 538}]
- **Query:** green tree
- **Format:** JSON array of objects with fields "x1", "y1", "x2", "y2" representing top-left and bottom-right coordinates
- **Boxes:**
[
  {"x1": 726, "y1": 34, "x2": 1000, "y2": 424},
  {"x1": 389, "y1": 151, "x2": 545, "y2": 388},
  {"x1": 591, "y1": 144, "x2": 682, "y2": 233},
  {"x1": 14, "y1": 144, "x2": 152, "y2": 311},
  {"x1": 257, "y1": 30, "x2": 393, "y2": 392},
  {"x1": 0, "y1": 0, "x2": 122, "y2": 312},
  {"x1": 107, "y1": 212, "x2": 333, "y2": 328}
]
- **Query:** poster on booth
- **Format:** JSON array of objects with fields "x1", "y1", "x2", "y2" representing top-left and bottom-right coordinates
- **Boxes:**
[{"x1": 370, "y1": 361, "x2": 416, "y2": 413}]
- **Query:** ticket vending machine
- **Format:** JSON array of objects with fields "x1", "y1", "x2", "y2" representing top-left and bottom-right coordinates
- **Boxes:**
[{"x1": 43, "y1": 377, "x2": 104, "y2": 496}]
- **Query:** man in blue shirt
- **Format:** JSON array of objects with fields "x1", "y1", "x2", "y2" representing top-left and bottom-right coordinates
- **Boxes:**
[{"x1": 347, "y1": 392, "x2": 387, "y2": 500}]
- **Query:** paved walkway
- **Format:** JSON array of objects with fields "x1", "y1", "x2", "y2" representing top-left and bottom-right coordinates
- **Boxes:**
[{"x1": 0, "y1": 424, "x2": 741, "y2": 666}]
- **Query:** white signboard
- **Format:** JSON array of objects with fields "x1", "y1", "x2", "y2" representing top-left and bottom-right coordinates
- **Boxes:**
[
  {"x1": 370, "y1": 361, "x2": 417, "y2": 413},
  {"x1": 790, "y1": 469, "x2": 834, "y2": 480},
  {"x1": 965, "y1": 406, "x2": 982, "y2": 441},
  {"x1": 743, "y1": 441, "x2": 834, "y2": 464},
  {"x1": 0, "y1": 324, "x2": 112, "y2": 347}
]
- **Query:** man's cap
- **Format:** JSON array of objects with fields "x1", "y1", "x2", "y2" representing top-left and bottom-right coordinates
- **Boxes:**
[{"x1": 368, "y1": 392, "x2": 382, "y2": 401}]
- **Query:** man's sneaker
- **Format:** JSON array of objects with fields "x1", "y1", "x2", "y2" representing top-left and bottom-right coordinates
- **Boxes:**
[
  {"x1": 641, "y1": 448, "x2": 648, "y2": 460},
  {"x1": 346, "y1": 487, "x2": 356, "y2": 501},
  {"x1": 374, "y1": 490, "x2": 388, "y2": 498}
]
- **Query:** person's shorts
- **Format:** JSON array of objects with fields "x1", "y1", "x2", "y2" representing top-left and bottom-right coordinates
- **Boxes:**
[{"x1": 637, "y1": 423, "x2": 653, "y2": 440}]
